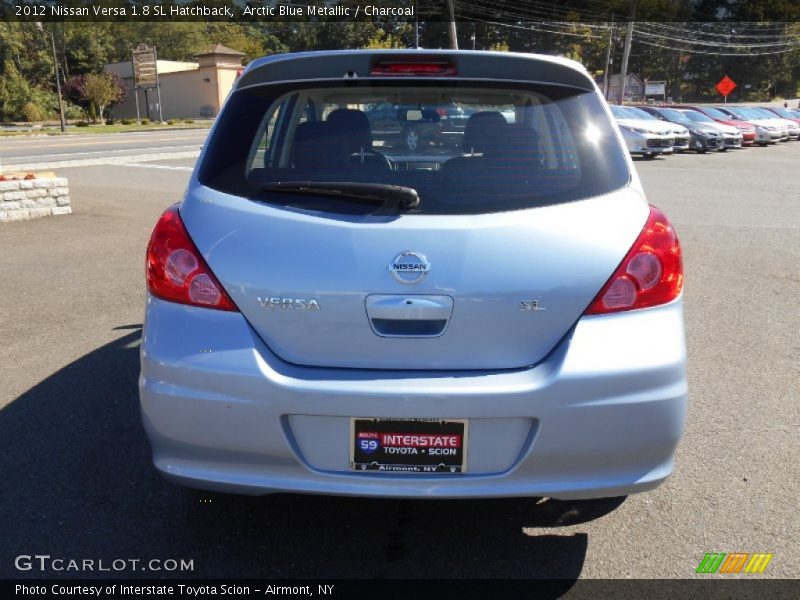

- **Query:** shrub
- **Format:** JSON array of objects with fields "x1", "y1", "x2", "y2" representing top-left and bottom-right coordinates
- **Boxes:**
[
  {"x1": 183, "y1": 119, "x2": 195, "y2": 124},
  {"x1": 22, "y1": 102, "x2": 47, "y2": 123},
  {"x1": 140, "y1": 118, "x2": 150, "y2": 125},
  {"x1": 167, "y1": 119, "x2": 178, "y2": 125},
  {"x1": 63, "y1": 103, "x2": 84, "y2": 121},
  {"x1": 75, "y1": 121, "x2": 90, "y2": 127},
  {"x1": 105, "y1": 118, "x2": 114, "y2": 125},
  {"x1": 120, "y1": 118, "x2": 133, "y2": 125}
]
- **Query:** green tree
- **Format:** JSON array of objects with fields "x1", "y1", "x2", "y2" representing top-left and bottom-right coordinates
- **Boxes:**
[{"x1": 81, "y1": 72, "x2": 125, "y2": 122}]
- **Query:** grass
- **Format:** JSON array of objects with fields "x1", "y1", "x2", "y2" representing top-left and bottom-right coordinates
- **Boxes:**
[{"x1": 0, "y1": 121, "x2": 212, "y2": 137}]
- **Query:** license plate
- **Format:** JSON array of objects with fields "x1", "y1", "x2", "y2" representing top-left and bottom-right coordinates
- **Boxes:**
[{"x1": 350, "y1": 418, "x2": 468, "y2": 474}]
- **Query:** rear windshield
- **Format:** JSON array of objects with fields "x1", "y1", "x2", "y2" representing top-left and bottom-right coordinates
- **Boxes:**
[{"x1": 198, "y1": 81, "x2": 629, "y2": 215}]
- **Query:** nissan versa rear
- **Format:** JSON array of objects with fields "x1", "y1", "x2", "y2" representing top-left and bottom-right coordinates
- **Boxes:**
[{"x1": 140, "y1": 50, "x2": 687, "y2": 499}]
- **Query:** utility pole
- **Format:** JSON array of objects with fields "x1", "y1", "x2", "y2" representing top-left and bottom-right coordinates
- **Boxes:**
[
  {"x1": 446, "y1": 0, "x2": 458, "y2": 50},
  {"x1": 414, "y1": 0, "x2": 420, "y2": 48},
  {"x1": 618, "y1": 0, "x2": 637, "y2": 105},
  {"x1": 154, "y1": 46, "x2": 164, "y2": 123},
  {"x1": 603, "y1": 20, "x2": 614, "y2": 100},
  {"x1": 36, "y1": 22, "x2": 66, "y2": 132}
]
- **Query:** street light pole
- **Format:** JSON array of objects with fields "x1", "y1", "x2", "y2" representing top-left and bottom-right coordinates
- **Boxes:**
[{"x1": 36, "y1": 22, "x2": 66, "y2": 132}]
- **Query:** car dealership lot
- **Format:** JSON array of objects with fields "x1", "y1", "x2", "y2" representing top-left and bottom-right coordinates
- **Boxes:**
[{"x1": 0, "y1": 133, "x2": 797, "y2": 579}]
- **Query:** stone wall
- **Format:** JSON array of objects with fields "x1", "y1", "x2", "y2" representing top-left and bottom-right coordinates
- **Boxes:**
[{"x1": 0, "y1": 177, "x2": 71, "y2": 223}]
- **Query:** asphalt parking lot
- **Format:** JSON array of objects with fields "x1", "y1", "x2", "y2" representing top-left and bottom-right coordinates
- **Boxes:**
[{"x1": 1, "y1": 132, "x2": 798, "y2": 580}]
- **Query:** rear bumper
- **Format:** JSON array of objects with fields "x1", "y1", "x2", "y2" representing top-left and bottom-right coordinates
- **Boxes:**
[{"x1": 139, "y1": 295, "x2": 688, "y2": 499}]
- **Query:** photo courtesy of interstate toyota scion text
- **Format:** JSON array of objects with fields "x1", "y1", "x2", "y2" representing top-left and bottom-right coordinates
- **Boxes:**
[{"x1": 140, "y1": 49, "x2": 687, "y2": 499}]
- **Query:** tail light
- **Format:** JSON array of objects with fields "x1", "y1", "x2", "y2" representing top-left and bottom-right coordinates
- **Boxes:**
[
  {"x1": 370, "y1": 61, "x2": 456, "y2": 76},
  {"x1": 585, "y1": 206, "x2": 683, "y2": 315},
  {"x1": 146, "y1": 205, "x2": 238, "y2": 311}
]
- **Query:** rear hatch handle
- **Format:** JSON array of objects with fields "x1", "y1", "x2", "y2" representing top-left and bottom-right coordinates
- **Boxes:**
[{"x1": 366, "y1": 295, "x2": 453, "y2": 338}]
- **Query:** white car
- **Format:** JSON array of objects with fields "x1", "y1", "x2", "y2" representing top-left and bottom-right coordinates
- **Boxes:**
[
  {"x1": 610, "y1": 105, "x2": 674, "y2": 159},
  {"x1": 752, "y1": 107, "x2": 800, "y2": 140},
  {"x1": 720, "y1": 107, "x2": 788, "y2": 142},
  {"x1": 627, "y1": 107, "x2": 691, "y2": 152}
]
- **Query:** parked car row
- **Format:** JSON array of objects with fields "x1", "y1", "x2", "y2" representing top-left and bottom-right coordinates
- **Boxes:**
[
  {"x1": 364, "y1": 103, "x2": 516, "y2": 153},
  {"x1": 612, "y1": 103, "x2": 800, "y2": 158}
]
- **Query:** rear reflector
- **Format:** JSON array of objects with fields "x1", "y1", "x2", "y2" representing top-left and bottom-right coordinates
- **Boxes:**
[
  {"x1": 146, "y1": 205, "x2": 238, "y2": 311},
  {"x1": 585, "y1": 205, "x2": 683, "y2": 315},
  {"x1": 370, "y1": 61, "x2": 456, "y2": 76}
]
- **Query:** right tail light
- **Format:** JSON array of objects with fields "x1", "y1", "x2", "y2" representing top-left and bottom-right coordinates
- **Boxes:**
[{"x1": 585, "y1": 205, "x2": 683, "y2": 314}]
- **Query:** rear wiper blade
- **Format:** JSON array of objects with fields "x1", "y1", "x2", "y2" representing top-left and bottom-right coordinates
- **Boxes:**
[{"x1": 259, "y1": 181, "x2": 420, "y2": 212}]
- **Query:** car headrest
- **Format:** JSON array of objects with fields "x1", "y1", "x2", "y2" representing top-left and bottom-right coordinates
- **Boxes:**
[
  {"x1": 291, "y1": 121, "x2": 349, "y2": 169},
  {"x1": 326, "y1": 108, "x2": 372, "y2": 153},
  {"x1": 463, "y1": 111, "x2": 509, "y2": 154},
  {"x1": 504, "y1": 127, "x2": 541, "y2": 161}
]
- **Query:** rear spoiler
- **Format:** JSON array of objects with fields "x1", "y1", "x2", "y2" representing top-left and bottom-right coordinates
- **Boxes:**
[{"x1": 236, "y1": 50, "x2": 595, "y2": 92}]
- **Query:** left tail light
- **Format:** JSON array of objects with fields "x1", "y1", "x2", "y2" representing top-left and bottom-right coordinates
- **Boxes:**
[
  {"x1": 585, "y1": 205, "x2": 683, "y2": 315},
  {"x1": 146, "y1": 205, "x2": 238, "y2": 311}
]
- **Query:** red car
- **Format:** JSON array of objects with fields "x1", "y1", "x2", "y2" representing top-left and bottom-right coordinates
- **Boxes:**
[{"x1": 671, "y1": 105, "x2": 756, "y2": 145}]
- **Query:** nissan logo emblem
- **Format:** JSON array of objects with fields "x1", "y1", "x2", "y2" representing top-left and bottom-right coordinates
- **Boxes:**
[{"x1": 389, "y1": 251, "x2": 431, "y2": 284}]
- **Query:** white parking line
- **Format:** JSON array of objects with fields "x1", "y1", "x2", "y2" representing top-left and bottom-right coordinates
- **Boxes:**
[
  {"x1": 2, "y1": 151, "x2": 200, "y2": 172},
  {"x1": 117, "y1": 163, "x2": 194, "y2": 172},
  {"x1": 4, "y1": 145, "x2": 201, "y2": 161}
]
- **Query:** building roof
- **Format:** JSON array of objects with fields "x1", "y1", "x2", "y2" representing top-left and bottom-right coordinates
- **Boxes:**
[
  {"x1": 105, "y1": 60, "x2": 199, "y2": 79},
  {"x1": 197, "y1": 44, "x2": 245, "y2": 57}
]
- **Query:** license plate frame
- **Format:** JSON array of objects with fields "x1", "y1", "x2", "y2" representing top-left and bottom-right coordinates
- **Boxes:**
[{"x1": 349, "y1": 418, "x2": 468, "y2": 474}]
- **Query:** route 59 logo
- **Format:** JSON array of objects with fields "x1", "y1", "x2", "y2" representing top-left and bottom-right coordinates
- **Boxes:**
[{"x1": 357, "y1": 432, "x2": 380, "y2": 454}]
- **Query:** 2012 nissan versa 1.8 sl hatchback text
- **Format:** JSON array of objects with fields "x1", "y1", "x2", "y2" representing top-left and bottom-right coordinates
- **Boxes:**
[{"x1": 140, "y1": 50, "x2": 687, "y2": 499}]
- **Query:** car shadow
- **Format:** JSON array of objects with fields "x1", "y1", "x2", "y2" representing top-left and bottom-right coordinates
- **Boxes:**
[
  {"x1": 0, "y1": 326, "x2": 624, "y2": 582},
  {"x1": 631, "y1": 155, "x2": 666, "y2": 161}
]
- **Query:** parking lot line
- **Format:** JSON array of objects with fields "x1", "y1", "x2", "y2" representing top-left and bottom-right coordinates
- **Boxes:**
[{"x1": 117, "y1": 163, "x2": 194, "y2": 172}]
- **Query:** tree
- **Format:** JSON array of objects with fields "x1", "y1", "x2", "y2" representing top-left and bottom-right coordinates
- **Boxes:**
[
  {"x1": 0, "y1": 60, "x2": 33, "y2": 121},
  {"x1": 80, "y1": 72, "x2": 126, "y2": 122},
  {"x1": 64, "y1": 73, "x2": 127, "y2": 120}
]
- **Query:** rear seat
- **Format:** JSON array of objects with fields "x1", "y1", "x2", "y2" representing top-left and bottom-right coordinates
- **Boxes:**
[
  {"x1": 326, "y1": 109, "x2": 391, "y2": 171},
  {"x1": 291, "y1": 121, "x2": 350, "y2": 169},
  {"x1": 443, "y1": 111, "x2": 541, "y2": 179}
]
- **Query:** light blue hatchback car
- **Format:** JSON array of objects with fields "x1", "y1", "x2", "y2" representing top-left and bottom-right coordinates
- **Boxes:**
[{"x1": 140, "y1": 50, "x2": 687, "y2": 499}]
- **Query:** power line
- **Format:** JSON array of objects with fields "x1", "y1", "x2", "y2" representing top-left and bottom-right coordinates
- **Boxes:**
[
  {"x1": 634, "y1": 37, "x2": 800, "y2": 56},
  {"x1": 637, "y1": 22, "x2": 799, "y2": 42},
  {"x1": 463, "y1": 17, "x2": 608, "y2": 40},
  {"x1": 634, "y1": 25, "x2": 800, "y2": 48},
  {"x1": 458, "y1": 0, "x2": 612, "y2": 28}
]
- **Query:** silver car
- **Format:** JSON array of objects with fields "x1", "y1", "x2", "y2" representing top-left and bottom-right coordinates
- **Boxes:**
[{"x1": 140, "y1": 50, "x2": 687, "y2": 499}]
